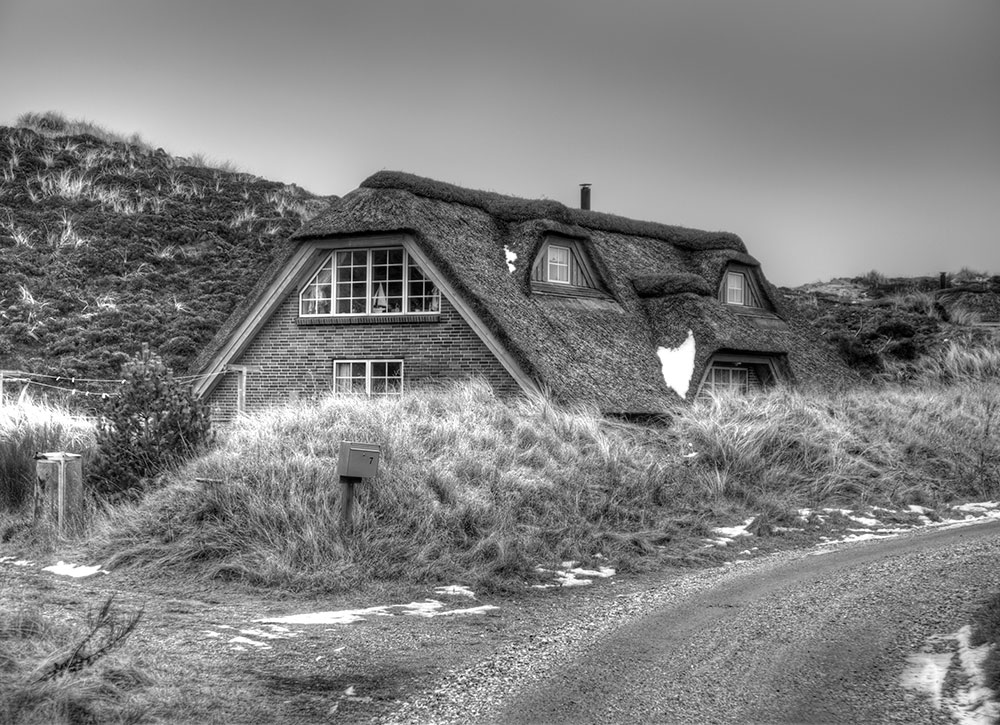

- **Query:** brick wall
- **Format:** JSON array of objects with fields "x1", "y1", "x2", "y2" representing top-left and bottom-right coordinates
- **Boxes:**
[{"x1": 208, "y1": 290, "x2": 521, "y2": 419}]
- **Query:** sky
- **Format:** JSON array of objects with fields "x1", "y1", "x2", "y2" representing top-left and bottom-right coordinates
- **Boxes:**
[{"x1": 1, "y1": 0, "x2": 997, "y2": 286}]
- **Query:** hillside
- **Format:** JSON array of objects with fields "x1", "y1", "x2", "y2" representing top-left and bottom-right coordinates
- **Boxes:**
[
  {"x1": 2, "y1": 113, "x2": 998, "y2": 400},
  {"x1": 0, "y1": 115, "x2": 331, "y2": 400},
  {"x1": 779, "y1": 271, "x2": 1000, "y2": 380}
]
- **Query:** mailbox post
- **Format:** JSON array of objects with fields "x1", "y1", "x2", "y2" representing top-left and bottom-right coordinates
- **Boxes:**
[{"x1": 337, "y1": 442, "x2": 380, "y2": 531}]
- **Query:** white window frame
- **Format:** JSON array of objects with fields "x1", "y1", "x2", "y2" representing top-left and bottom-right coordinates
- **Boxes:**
[
  {"x1": 333, "y1": 359, "x2": 404, "y2": 397},
  {"x1": 547, "y1": 245, "x2": 571, "y2": 284},
  {"x1": 705, "y1": 365, "x2": 750, "y2": 394},
  {"x1": 299, "y1": 248, "x2": 440, "y2": 317},
  {"x1": 726, "y1": 272, "x2": 746, "y2": 305}
]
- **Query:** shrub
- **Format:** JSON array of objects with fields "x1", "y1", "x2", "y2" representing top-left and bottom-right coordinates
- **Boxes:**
[
  {"x1": 830, "y1": 333, "x2": 883, "y2": 376},
  {"x1": 87, "y1": 348, "x2": 213, "y2": 500}
]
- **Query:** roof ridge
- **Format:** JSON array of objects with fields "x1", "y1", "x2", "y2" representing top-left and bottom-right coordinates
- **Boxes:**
[{"x1": 360, "y1": 170, "x2": 746, "y2": 253}]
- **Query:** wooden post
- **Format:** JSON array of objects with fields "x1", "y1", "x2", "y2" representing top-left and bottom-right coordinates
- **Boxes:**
[
  {"x1": 225, "y1": 365, "x2": 262, "y2": 415},
  {"x1": 340, "y1": 475, "x2": 361, "y2": 530}
]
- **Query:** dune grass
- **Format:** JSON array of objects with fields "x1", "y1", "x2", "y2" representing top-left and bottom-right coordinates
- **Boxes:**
[
  {"x1": 88, "y1": 381, "x2": 699, "y2": 592},
  {"x1": 84, "y1": 364, "x2": 1000, "y2": 593}
]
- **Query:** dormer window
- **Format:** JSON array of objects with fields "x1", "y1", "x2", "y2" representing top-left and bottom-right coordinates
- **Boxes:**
[
  {"x1": 726, "y1": 272, "x2": 746, "y2": 305},
  {"x1": 530, "y1": 235, "x2": 611, "y2": 299},
  {"x1": 547, "y1": 245, "x2": 571, "y2": 283},
  {"x1": 719, "y1": 264, "x2": 775, "y2": 312}
]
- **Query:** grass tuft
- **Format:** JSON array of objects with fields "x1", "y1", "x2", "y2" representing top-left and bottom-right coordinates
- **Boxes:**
[{"x1": 0, "y1": 590, "x2": 148, "y2": 725}]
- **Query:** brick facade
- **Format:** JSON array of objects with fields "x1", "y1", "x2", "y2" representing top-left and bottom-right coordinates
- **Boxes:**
[{"x1": 207, "y1": 289, "x2": 521, "y2": 419}]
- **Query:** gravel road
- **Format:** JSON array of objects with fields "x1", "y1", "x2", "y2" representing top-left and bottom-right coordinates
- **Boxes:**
[{"x1": 384, "y1": 519, "x2": 1000, "y2": 724}]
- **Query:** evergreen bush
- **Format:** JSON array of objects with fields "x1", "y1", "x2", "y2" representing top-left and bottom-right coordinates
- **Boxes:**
[{"x1": 87, "y1": 347, "x2": 213, "y2": 500}]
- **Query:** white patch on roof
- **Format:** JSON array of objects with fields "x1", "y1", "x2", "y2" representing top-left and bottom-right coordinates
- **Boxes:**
[
  {"x1": 503, "y1": 246, "x2": 517, "y2": 274},
  {"x1": 656, "y1": 330, "x2": 696, "y2": 398}
]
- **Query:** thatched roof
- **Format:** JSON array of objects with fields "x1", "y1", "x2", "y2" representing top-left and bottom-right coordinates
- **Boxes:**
[{"x1": 196, "y1": 171, "x2": 855, "y2": 412}]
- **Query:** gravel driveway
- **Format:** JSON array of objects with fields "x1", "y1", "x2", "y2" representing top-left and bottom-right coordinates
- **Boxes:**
[{"x1": 385, "y1": 519, "x2": 1000, "y2": 724}]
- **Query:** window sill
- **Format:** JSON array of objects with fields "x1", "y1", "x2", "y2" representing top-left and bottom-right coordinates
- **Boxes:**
[
  {"x1": 297, "y1": 314, "x2": 441, "y2": 326},
  {"x1": 531, "y1": 282, "x2": 612, "y2": 300}
]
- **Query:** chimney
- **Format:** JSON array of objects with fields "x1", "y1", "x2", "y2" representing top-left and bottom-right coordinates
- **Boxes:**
[{"x1": 580, "y1": 183, "x2": 591, "y2": 211}]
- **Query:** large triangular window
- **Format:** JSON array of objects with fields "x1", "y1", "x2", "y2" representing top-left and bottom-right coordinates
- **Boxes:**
[{"x1": 300, "y1": 247, "x2": 440, "y2": 317}]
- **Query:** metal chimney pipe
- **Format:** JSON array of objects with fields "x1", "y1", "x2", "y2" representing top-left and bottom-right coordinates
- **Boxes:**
[{"x1": 580, "y1": 183, "x2": 591, "y2": 210}]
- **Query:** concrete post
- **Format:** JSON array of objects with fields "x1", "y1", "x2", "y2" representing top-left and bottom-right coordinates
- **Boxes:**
[{"x1": 34, "y1": 452, "x2": 83, "y2": 535}]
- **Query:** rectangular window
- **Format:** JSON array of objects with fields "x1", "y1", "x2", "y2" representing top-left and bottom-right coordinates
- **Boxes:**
[
  {"x1": 547, "y1": 245, "x2": 571, "y2": 284},
  {"x1": 335, "y1": 250, "x2": 368, "y2": 314},
  {"x1": 726, "y1": 272, "x2": 746, "y2": 305},
  {"x1": 407, "y1": 259, "x2": 440, "y2": 313},
  {"x1": 707, "y1": 366, "x2": 749, "y2": 394},
  {"x1": 300, "y1": 248, "x2": 440, "y2": 317},
  {"x1": 334, "y1": 360, "x2": 403, "y2": 396}
]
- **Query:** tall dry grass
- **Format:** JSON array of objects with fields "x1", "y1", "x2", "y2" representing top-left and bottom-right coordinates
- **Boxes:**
[
  {"x1": 89, "y1": 381, "x2": 696, "y2": 591},
  {"x1": 87, "y1": 358, "x2": 1000, "y2": 593},
  {"x1": 0, "y1": 401, "x2": 95, "y2": 511},
  {"x1": 911, "y1": 339, "x2": 1000, "y2": 384},
  {"x1": 676, "y1": 382, "x2": 1000, "y2": 508}
]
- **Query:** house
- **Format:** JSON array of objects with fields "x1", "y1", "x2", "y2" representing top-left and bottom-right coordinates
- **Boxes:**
[{"x1": 191, "y1": 171, "x2": 855, "y2": 418}]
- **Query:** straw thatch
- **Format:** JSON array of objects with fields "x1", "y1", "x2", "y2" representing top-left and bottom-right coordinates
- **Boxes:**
[{"x1": 194, "y1": 171, "x2": 856, "y2": 412}]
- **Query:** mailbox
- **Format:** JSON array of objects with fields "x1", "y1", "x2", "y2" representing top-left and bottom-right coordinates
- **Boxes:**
[{"x1": 337, "y1": 442, "x2": 381, "y2": 480}]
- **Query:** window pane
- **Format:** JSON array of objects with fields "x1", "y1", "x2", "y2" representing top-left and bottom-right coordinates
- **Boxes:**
[
  {"x1": 407, "y1": 260, "x2": 440, "y2": 313},
  {"x1": 370, "y1": 360, "x2": 403, "y2": 396},
  {"x1": 334, "y1": 362, "x2": 367, "y2": 395},
  {"x1": 726, "y1": 273, "x2": 745, "y2": 305},
  {"x1": 370, "y1": 248, "x2": 404, "y2": 314},
  {"x1": 300, "y1": 256, "x2": 334, "y2": 316},
  {"x1": 335, "y1": 252, "x2": 368, "y2": 314},
  {"x1": 548, "y1": 245, "x2": 570, "y2": 283}
]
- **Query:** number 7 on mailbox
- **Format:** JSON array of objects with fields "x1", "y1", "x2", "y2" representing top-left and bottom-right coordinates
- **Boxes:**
[{"x1": 338, "y1": 442, "x2": 381, "y2": 480}]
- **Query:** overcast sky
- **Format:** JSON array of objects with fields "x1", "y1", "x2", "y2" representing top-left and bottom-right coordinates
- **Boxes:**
[{"x1": 1, "y1": 0, "x2": 997, "y2": 285}]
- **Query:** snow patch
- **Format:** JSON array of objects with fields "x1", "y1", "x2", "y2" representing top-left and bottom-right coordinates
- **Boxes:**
[
  {"x1": 41, "y1": 561, "x2": 106, "y2": 578},
  {"x1": 228, "y1": 636, "x2": 271, "y2": 649},
  {"x1": 706, "y1": 518, "x2": 755, "y2": 547},
  {"x1": 256, "y1": 600, "x2": 498, "y2": 625},
  {"x1": 531, "y1": 561, "x2": 617, "y2": 589},
  {"x1": 433, "y1": 585, "x2": 477, "y2": 599},
  {"x1": 656, "y1": 330, "x2": 696, "y2": 398},
  {"x1": 901, "y1": 625, "x2": 1000, "y2": 724}
]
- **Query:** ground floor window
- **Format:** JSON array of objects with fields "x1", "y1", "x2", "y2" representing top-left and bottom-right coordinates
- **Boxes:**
[
  {"x1": 333, "y1": 360, "x2": 403, "y2": 396},
  {"x1": 704, "y1": 365, "x2": 750, "y2": 394},
  {"x1": 697, "y1": 353, "x2": 785, "y2": 398}
]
